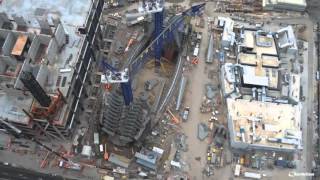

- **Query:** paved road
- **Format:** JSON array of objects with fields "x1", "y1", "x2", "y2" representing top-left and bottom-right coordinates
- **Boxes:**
[{"x1": 0, "y1": 163, "x2": 69, "y2": 180}]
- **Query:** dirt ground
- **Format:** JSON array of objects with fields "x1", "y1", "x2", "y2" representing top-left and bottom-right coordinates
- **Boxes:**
[
  {"x1": 178, "y1": 9, "x2": 219, "y2": 179},
  {"x1": 176, "y1": 1, "x2": 316, "y2": 180}
]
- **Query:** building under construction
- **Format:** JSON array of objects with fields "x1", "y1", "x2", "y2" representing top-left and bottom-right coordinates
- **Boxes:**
[
  {"x1": 220, "y1": 22, "x2": 303, "y2": 152},
  {"x1": 0, "y1": 0, "x2": 103, "y2": 139},
  {"x1": 98, "y1": 2, "x2": 204, "y2": 147}
]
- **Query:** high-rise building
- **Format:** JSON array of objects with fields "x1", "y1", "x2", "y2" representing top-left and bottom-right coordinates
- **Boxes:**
[{"x1": 0, "y1": 0, "x2": 104, "y2": 138}]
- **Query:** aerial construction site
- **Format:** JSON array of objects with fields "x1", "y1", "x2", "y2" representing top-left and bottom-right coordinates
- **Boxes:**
[{"x1": 0, "y1": 0, "x2": 319, "y2": 179}]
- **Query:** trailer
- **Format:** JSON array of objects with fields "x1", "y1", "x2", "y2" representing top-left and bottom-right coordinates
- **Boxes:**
[
  {"x1": 94, "y1": 133, "x2": 99, "y2": 145},
  {"x1": 193, "y1": 47, "x2": 199, "y2": 57},
  {"x1": 244, "y1": 172, "x2": 262, "y2": 179},
  {"x1": 234, "y1": 164, "x2": 241, "y2": 176},
  {"x1": 206, "y1": 34, "x2": 214, "y2": 63}
]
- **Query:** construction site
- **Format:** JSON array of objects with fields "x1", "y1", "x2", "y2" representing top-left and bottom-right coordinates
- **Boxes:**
[{"x1": 0, "y1": 0, "x2": 319, "y2": 180}]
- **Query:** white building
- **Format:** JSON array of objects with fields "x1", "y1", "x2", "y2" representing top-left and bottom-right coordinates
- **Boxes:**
[
  {"x1": 277, "y1": 26, "x2": 298, "y2": 55},
  {"x1": 218, "y1": 17, "x2": 235, "y2": 49}
]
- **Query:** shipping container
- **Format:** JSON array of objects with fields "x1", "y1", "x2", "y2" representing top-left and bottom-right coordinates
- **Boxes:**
[{"x1": 94, "y1": 133, "x2": 99, "y2": 145}]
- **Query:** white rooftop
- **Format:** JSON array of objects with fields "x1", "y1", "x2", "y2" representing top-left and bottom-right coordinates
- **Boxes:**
[
  {"x1": 241, "y1": 65, "x2": 269, "y2": 87},
  {"x1": 277, "y1": 26, "x2": 298, "y2": 52}
]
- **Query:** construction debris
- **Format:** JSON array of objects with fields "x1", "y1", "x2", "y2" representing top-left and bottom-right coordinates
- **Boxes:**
[
  {"x1": 205, "y1": 83, "x2": 217, "y2": 99},
  {"x1": 197, "y1": 123, "x2": 209, "y2": 141},
  {"x1": 144, "y1": 79, "x2": 159, "y2": 91},
  {"x1": 175, "y1": 134, "x2": 188, "y2": 152},
  {"x1": 200, "y1": 97, "x2": 215, "y2": 113},
  {"x1": 108, "y1": 153, "x2": 131, "y2": 168}
]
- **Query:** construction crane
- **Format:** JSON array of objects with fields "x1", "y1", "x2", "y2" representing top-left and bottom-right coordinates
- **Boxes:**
[
  {"x1": 101, "y1": 2, "x2": 206, "y2": 105},
  {"x1": 128, "y1": 1, "x2": 205, "y2": 69}
]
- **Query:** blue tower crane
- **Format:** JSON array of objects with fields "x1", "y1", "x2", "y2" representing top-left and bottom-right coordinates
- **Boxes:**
[
  {"x1": 101, "y1": 3, "x2": 205, "y2": 105},
  {"x1": 139, "y1": 1, "x2": 205, "y2": 67}
]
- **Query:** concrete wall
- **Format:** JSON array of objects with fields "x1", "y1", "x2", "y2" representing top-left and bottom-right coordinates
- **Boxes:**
[
  {"x1": 55, "y1": 24, "x2": 66, "y2": 48},
  {"x1": 35, "y1": 64, "x2": 49, "y2": 89},
  {"x1": 28, "y1": 35, "x2": 50, "y2": 63},
  {"x1": 28, "y1": 36, "x2": 40, "y2": 61},
  {"x1": 0, "y1": 56, "x2": 16, "y2": 67},
  {"x1": 2, "y1": 32, "x2": 15, "y2": 56},
  {"x1": 46, "y1": 39, "x2": 58, "y2": 64},
  {"x1": 0, "y1": 30, "x2": 9, "y2": 50},
  {"x1": 0, "y1": 60, "x2": 6, "y2": 74},
  {"x1": 14, "y1": 59, "x2": 32, "y2": 89}
]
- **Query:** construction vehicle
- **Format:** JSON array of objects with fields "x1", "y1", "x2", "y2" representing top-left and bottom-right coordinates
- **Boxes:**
[
  {"x1": 167, "y1": 109, "x2": 180, "y2": 124},
  {"x1": 58, "y1": 160, "x2": 82, "y2": 171}
]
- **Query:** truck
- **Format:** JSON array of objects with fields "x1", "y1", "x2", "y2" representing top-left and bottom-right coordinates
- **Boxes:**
[
  {"x1": 244, "y1": 172, "x2": 262, "y2": 179},
  {"x1": 94, "y1": 133, "x2": 99, "y2": 145},
  {"x1": 59, "y1": 160, "x2": 82, "y2": 171},
  {"x1": 274, "y1": 159, "x2": 296, "y2": 169},
  {"x1": 193, "y1": 45, "x2": 199, "y2": 57},
  {"x1": 182, "y1": 107, "x2": 190, "y2": 122}
]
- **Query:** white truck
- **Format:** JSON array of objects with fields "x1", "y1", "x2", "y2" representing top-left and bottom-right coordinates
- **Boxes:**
[
  {"x1": 244, "y1": 172, "x2": 262, "y2": 179},
  {"x1": 182, "y1": 107, "x2": 190, "y2": 122}
]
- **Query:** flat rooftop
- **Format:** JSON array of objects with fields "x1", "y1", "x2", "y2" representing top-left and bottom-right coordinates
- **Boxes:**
[
  {"x1": 239, "y1": 53, "x2": 280, "y2": 68},
  {"x1": 241, "y1": 65, "x2": 279, "y2": 89},
  {"x1": 227, "y1": 98, "x2": 301, "y2": 150},
  {"x1": 242, "y1": 30, "x2": 278, "y2": 56}
]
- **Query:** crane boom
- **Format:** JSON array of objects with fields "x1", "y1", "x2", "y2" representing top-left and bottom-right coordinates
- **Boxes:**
[{"x1": 128, "y1": 3, "x2": 205, "y2": 77}]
